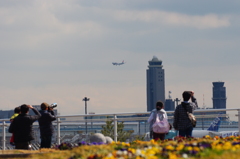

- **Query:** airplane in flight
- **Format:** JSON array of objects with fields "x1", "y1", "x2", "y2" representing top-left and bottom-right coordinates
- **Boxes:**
[{"x1": 112, "y1": 60, "x2": 125, "y2": 66}]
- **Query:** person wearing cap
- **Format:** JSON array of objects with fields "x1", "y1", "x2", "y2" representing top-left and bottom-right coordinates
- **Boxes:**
[
  {"x1": 173, "y1": 91, "x2": 198, "y2": 137},
  {"x1": 38, "y1": 102, "x2": 56, "y2": 148},
  {"x1": 8, "y1": 104, "x2": 41, "y2": 149}
]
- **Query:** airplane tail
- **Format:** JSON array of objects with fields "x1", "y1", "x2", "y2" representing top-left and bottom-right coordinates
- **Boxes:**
[{"x1": 207, "y1": 115, "x2": 222, "y2": 132}]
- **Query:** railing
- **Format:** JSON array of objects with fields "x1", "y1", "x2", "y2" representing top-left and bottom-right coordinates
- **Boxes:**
[{"x1": 1, "y1": 108, "x2": 240, "y2": 150}]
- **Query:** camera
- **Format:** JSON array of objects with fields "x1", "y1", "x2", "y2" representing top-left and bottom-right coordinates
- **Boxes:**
[{"x1": 49, "y1": 103, "x2": 57, "y2": 109}]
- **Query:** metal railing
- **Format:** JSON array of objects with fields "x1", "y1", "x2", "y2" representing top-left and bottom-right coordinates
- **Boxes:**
[{"x1": 1, "y1": 108, "x2": 240, "y2": 150}]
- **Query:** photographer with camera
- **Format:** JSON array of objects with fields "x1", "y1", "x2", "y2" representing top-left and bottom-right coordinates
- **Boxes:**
[{"x1": 38, "y1": 102, "x2": 57, "y2": 148}]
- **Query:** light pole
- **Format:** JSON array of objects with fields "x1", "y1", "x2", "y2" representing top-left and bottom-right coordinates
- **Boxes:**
[
  {"x1": 174, "y1": 98, "x2": 181, "y2": 108},
  {"x1": 83, "y1": 97, "x2": 90, "y2": 134}
]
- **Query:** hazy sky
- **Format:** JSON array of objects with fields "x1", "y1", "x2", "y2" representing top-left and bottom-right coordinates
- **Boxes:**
[{"x1": 0, "y1": 0, "x2": 239, "y2": 116}]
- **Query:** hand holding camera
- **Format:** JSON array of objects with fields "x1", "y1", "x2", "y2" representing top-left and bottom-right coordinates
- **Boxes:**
[{"x1": 48, "y1": 103, "x2": 57, "y2": 111}]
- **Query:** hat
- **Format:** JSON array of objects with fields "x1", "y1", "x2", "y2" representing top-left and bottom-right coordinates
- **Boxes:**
[{"x1": 41, "y1": 102, "x2": 49, "y2": 110}]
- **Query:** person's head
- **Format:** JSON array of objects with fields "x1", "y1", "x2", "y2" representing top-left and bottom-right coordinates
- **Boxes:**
[
  {"x1": 182, "y1": 91, "x2": 192, "y2": 101},
  {"x1": 20, "y1": 104, "x2": 29, "y2": 114},
  {"x1": 156, "y1": 101, "x2": 164, "y2": 110},
  {"x1": 41, "y1": 102, "x2": 49, "y2": 110},
  {"x1": 14, "y1": 107, "x2": 21, "y2": 114}
]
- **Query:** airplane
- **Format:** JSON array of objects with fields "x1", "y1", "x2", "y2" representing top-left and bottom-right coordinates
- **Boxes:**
[
  {"x1": 191, "y1": 115, "x2": 221, "y2": 138},
  {"x1": 112, "y1": 60, "x2": 125, "y2": 66}
]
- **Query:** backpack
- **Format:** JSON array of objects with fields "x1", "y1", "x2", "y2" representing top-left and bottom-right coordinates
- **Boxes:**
[
  {"x1": 183, "y1": 105, "x2": 197, "y2": 127},
  {"x1": 152, "y1": 114, "x2": 170, "y2": 134},
  {"x1": 187, "y1": 112, "x2": 197, "y2": 127}
]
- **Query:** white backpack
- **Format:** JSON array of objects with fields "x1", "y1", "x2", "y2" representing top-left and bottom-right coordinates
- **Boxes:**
[{"x1": 152, "y1": 114, "x2": 170, "y2": 134}]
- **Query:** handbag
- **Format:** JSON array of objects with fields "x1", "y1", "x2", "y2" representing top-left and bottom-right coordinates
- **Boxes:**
[
  {"x1": 183, "y1": 105, "x2": 197, "y2": 127},
  {"x1": 152, "y1": 114, "x2": 170, "y2": 134}
]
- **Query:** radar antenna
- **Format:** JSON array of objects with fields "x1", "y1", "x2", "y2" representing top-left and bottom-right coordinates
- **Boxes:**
[{"x1": 168, "y1": 91, "x2": 172, "y2": 99}]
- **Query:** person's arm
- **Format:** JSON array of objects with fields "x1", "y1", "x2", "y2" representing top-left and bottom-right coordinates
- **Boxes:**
[
  {"x1": 147, "y1": 112, "x2": 154, "y2": 123},
  {"x1": 47, "y1": 111, "x2": 57, "y2": 121},
  {"x1": 27, "y1": 105, "x2": 41, "y2": 121},
  {"x1": 190, "y1": 91, "x2": 198, "y2": 110},
  {"x1": 164, "y1": 111, "x2": 168, "y2": 119}
]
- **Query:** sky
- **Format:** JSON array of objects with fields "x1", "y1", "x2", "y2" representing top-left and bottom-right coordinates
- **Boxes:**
[{"x1": 0, "y1": 0, "x2": 239, "y2": 117}]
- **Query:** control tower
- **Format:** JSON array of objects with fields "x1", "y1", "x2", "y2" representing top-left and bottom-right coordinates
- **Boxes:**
[
  {"x1": 212, "y1": 81, "x2": 227, "y2": 109},
  {"x1": 146, "y1": 56, "x2": 165, "y2": 111}
]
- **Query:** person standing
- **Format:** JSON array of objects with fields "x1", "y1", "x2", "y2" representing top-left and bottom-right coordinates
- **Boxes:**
[
  {"x1": 9, "y1": 106, "x2": 21, "y2": 146},
  {"x1": 8, "y1": 104, "x2": 41, "y2": 149},
  {"x1": 38, "y1": 102, "x2": 56, "y2": 148},
  {"x1": 148, "y1": 101, "x2": 168, "y2": 141},
  {"x1": 173, "y1": 91, "x2": 198, "y2": 137}
]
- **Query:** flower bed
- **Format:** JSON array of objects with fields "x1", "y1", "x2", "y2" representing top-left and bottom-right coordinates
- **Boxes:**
[{"x1": 3, "y1": 135, "x2": 240, "y2": 159}]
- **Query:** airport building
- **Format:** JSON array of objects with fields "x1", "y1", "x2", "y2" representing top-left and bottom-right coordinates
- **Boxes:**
[
  {"x1": 212, "y1": 81, "x2": 227, "y2": 109},
  {"x1": 146, "y1": 56, "x2": 165, "y2": 111}
]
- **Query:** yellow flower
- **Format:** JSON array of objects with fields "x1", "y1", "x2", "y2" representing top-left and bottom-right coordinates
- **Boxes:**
[
  {"x1": 128, "y1": 148, "x2": 136, "y2": 154},
  {"x1": 234, "y1": 145, "x2": 240, "y2": 149},
  {"x1": 231, "y1": 147, "x2": 237, "y2": 151},
  {"x1": 205, "y1": 135, "x2": 211, "y2": 139},
  {"x1": 186, "y1": 146, "x2": 193, "y2": 151},
  {"x1": 145, "y1": 149, "x2": 156, "y2": 156},
  {"x1": 150, "y1": 139, "x2": 156, "y2": 144},
  {"x1": 141, "y1": 149, "x2": 146, "y2": 156},
  {"x1": 169, "y1": 153, "x2": 178, "y2": 159},
  {"x1": 176, "y1": 144, "x2": 184, "y2": 151},
  {"x1": 165, "y1": 145, "x2": 175, "y2": 151},
  {"x1": 213, "y1": 144, "x2": 222, "y2": 151},
  {"x1": 193, "y1": 147, "x2": 200, "y2": 152},
  {"x1": 223, "y1": 141, "x2": 232, "y2": 150},
  {"x1": 147, "y1": 156, "x2": 158, "y2": 159},
  {"x1": 136, "y1": 156, "x2": 144, "y2": 159}
]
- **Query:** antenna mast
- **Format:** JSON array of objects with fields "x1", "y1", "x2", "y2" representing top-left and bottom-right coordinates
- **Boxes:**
[{"x1": 203, "y1": 94, "x2": 206, "y2": 109}]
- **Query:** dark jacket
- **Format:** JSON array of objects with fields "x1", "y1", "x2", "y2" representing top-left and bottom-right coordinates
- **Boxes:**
[
  {"x1": 173, "y1": 97, "x2": 198, "y2": 130},
  {"x1": 8, "y1": 108, "x2": 41, "y2": 143},
  {"x1": 38, "y1": 110, "x2": 56, "y2": 136}
]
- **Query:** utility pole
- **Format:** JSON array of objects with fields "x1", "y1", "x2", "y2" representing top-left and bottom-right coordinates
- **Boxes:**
[
  {"x1": 174, "y1": 98, "x2": 181, "y2": 108},
  {"x1": 82, "y1": 97, "x2": 90, "y2": 134}
]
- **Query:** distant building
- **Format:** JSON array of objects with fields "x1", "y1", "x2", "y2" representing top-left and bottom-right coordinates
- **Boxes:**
[
  {"x1": 165, "y1": 99, "x2": 175, "y2": 111},
  {"x1": 0, "y1": 110, "x2": 14, "y2": 119},
  {"x1": 212, "y1": 81, "x2": 227, "y2": 109},
  {"x1": 146, "y1": 56, "x2": 165, "y2": 111},
  {"x1": 164, "y1": 91, "x2": 175, "y2": 111}
]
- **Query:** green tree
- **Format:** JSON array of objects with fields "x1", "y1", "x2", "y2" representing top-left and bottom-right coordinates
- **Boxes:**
[{"x1": 101, "y1": 119, "x2": 133, "y2": 142}]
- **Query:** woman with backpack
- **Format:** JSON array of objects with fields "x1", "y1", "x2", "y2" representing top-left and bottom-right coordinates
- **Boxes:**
[{"x1": 148, "y1": 101, "x2": 169, "y2": 141}]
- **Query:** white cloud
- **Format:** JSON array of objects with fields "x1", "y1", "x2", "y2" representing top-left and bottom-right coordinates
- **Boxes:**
[
  {"x1": 0, "y1": 1, "x2": 239, "y2": 121},
  {"x1": 113, "y1": 10, "x2": 230, "y2": 29}
]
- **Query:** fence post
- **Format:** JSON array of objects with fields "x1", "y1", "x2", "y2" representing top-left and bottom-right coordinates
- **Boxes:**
[
  {"x1": 57, "y1": 117, "x2": 61, "y2": 145},
  {"x1": 238, "y1": 110, "x2": 240, "y2": 135},
  {"x1": 2, "y1": 121, "x2": 6, "y2": 150},
  {"x1": 114, "y1": 115, "x2": 117, "y2": 142}
]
